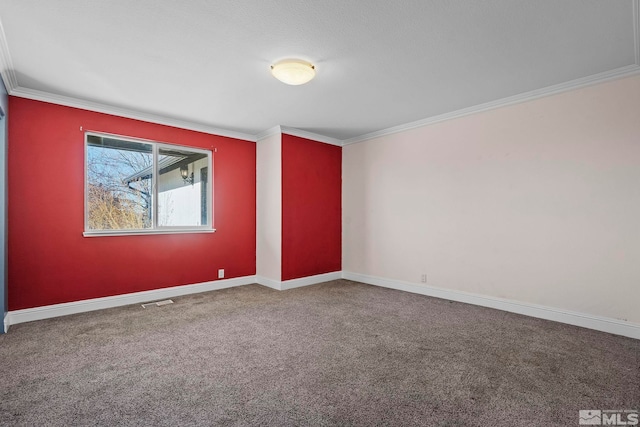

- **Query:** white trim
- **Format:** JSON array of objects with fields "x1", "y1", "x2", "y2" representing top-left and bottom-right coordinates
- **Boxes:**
[
  {"x1": 83, "y1": 229, "x2": 216, "y2": 237},
  {"x1": 4, "y1": 271, "x2": 342, "y2": 328},
  {"x1": 342, "y1": 272, "x2": 640, "y2": 340},
  {"x1": 9, "y1": 86, "x2": 256, "y2": 142},
  {"x1": 256, "y1": 271, "x2": 342, "y2": 291},
  {"x1": 256, "y1": 125, "x2": 343, "y2": 147},
  {"x1": 281, "y1": 271, "x2": 343, "y2": 290},
  {"x1": 1, "y1": 9, "x2": 639, "y2": 148},
  {"x1": 634, "y1": 0, "x2": 640, "y2": 65},
  {"x1": 3, "y1": 312, "x2": 9, "y2": 333},
  {"x1": 0, "y1": 17, "x2": 18, "y2": 92},
  {"x1": 255, "y1": 126, "x2": 282, "y2": 141},
  {"x1": 84, "y1": 131, "x2": 214, "y2": 235},
  {"x1": 342, "y1": 64, "x2": 640, "y2": 145},
  {"x1": 5, "y1": 275, "x2": 256, "y2": 327},
  {"x1": 5, "y1": 271, "x2": 639, "y2": 340},
  {"x1": 255, "y1": 276, "x2": 281, "y2": 290},
  {"x1": 12, "y1": 61, "x2": 639, "y2": 148},
  {"x1": 280, "y1": 126, "x2": 343, "y2": 147}
]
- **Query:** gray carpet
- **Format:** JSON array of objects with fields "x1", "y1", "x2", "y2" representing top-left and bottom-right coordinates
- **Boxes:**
[{"x1": 0, "y1": 280, "x2": 638, "y2": 426}]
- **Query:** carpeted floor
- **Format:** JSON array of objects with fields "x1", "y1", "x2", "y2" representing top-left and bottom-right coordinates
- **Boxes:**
[{"x1": 0, "y1": 280, "x2": 638, "y2": 426}]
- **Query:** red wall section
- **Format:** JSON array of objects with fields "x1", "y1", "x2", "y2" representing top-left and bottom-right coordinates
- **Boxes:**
[
  {"x1": 281, "y1": 134, "x2": 341, "y2": 281},
  {"x1": 8, "y1": 97, "x2": 256, "y2": 310}
]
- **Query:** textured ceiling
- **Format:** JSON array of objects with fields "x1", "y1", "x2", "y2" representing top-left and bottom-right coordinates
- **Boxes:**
[{"x1": 0, "y1": 0, "x2": 638, "y2": 141}]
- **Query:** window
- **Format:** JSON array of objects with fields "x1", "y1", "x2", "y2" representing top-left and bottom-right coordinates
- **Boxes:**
[{"x1": 84, "y1": 133, "x2": 213, "y2": 236}]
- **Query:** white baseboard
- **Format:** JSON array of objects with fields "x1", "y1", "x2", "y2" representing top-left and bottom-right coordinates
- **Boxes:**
[
  {"x1": 257, "y1": 271, "x2": 342, "y2": 291},
  {"x1": 282, "y1": 271, "x2": 343, "y2": 290},
  {"x1": 5, "y1": 271, "x2": 342, "y2": 329},
  {"x1": 6, "y1": 275, "x2": 257, "y2": 328},
  {"x1": 256, "y1": 276, "x2": 281, "y2": 290},
  {"x1": 342, "y1": 272, "x2": 640, "y2": 340},
  {"x1": 8, "y1": 270, "x2": 635, "y2": 340}
]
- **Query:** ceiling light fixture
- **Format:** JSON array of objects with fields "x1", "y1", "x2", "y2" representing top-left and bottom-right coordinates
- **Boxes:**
[{"x1": 270, "y1": 59, "x2": 316, "y2": 85}]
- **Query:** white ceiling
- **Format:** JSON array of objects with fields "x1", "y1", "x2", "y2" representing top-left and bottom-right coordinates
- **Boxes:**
[{"x1": 0, "y1": 0, "x2": 638, "y2": 143}]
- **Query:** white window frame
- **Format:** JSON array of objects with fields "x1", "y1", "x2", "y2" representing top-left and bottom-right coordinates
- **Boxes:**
[{"x1": 83, "y1": 131, "x2": 214, "y2": 237}]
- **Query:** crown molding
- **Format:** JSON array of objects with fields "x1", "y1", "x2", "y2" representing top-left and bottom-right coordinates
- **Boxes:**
[
  {"x1": 0, "y1": 12, "x2": 257, "y2": 141},
  {"x1": 256, "y1": 125, "x2": 343, "y2": 146},
  {"x1": 2, "y1": 4, "x2": 639, "y2": 148},
  {"x1": 342, "y1": 64, "x2": 640, "y2": 146},
  {"x1": 7, "y1": 60, "x2": 640, "y2": 148},
  {"x1": 255, "y1": 125, "x2": 282, "y2": 141},
  {"x1": 3, "y1": 63, "x2": 640, "y2": 149},
  {"x1": 280, "y1": 126, "x2": 343, "y2": 146},
  {"x1": 0, "y1": 16, "x2": 18, "y2": 92},
  {"x1": 9, "y1": 86, "x2": 257, "y2": 142}
]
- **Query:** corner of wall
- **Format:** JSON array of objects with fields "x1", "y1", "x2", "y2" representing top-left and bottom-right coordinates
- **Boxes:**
[
  {"x1": 256, "y1": 131, "x2": 282, "y2": 282},
  {"x1": 0, "y1": 77, "x2": 8, "y2": 330}
]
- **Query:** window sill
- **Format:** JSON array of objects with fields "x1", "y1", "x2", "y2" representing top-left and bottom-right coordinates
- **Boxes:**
[{"x1": 83, "y1": 229, "x2": 216, "y2": 237}]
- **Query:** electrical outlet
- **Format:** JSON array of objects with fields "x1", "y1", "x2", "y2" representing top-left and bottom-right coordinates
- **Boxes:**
[
  {"x1": 421, "y1": 274, "x2": 427, "y2": 283},
  {"x1": 218, "y1": 269, "x2": 225, "y2": 279}
]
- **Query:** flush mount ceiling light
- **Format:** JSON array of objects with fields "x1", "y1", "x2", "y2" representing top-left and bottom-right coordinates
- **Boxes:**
[{"x1": 270, "y1": 59, "x2": 316, "y2": 85}]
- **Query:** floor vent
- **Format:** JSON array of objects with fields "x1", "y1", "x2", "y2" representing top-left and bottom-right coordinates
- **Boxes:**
[{"x1": 141, "y1": 299, "x2": 174, "y2": 308}]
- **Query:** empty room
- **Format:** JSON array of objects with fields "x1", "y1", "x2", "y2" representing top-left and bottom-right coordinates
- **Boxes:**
[{"x1": 0, "y1": 1, "x2": 639, "y2": 426}]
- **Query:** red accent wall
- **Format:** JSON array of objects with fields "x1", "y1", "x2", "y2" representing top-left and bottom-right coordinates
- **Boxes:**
[
  {"x1": 281, "y1": 134, "x2": 341, "y2": 280},
  {"x1": 8, "y1": 97, "x2": 256, "y2": 310}
]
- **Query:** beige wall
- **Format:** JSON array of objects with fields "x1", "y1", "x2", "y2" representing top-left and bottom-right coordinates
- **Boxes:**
[
  {"x1": 343, "y1": 75, "x2": 640, "y2": 324},
  {"x1": 256, "y1": 132, "x2": 281, "y2": 281}
]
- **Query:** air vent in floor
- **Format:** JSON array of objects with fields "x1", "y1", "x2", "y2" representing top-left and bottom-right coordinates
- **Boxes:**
[{"x1": 141, "y1": 299, "x2": 174, "y2": 308}]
